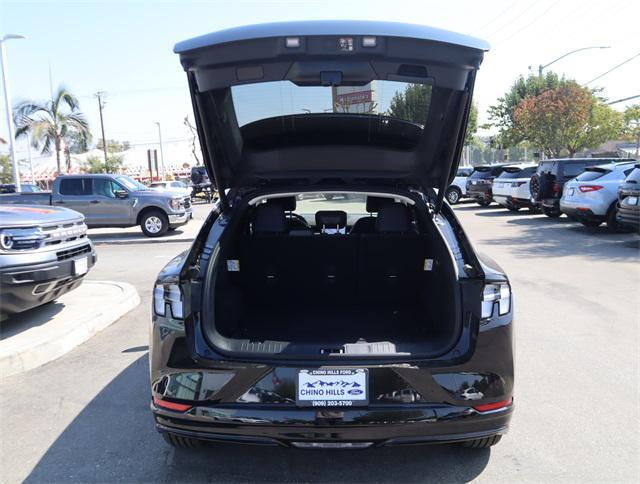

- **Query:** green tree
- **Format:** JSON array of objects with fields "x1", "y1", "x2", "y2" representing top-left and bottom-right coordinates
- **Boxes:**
[
  {"x1": 82, "y1": 154, "x2": 124, "y2": 174},
  {"x1": 488, "y1": 72, "x2": 565, "y2": 146},
  {"x1": 387, "y1": 84, "x2": 432, "y2": 124},
  {"x1": 623, "y1": 104, "x2": 640, "y2": 156},
  {"x1": 14, "y1": 86, "x2": 91, "y2": 174},
  {"x1": 513, "y1": 84, "x2": 624, "y2": 157},
  {"x1": 96, "y1": 139, "x2": 131, "y2": 153},
  {"x1": 0, "y1": 154, "x2": 13, "y2": 184},
  {"x1": 387, "y1": 84, "x2": 477, "y2": 145}
]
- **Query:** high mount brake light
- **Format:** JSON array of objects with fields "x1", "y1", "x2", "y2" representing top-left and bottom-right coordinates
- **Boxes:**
[{"x1": 578, "y1": 185, "x2": 604, "y2": 193}]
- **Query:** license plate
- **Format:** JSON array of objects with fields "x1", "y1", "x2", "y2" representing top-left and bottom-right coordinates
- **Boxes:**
[
  {"x1": 74, "y1": 257, "x2": 88, "y2": 275},
  {"x1": 626, "y1": 196, "x2": 638, "y2": 206},
  {"x1": 296, "y1": 369, "x2": 368, "y2": 407},
  {"x1": 568, "y1": 188, "x2": 575, "y2": 196}
]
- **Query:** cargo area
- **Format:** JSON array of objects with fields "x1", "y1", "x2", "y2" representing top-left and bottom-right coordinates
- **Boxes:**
[{"x1": 205, "y1": 193, "x2": 461, "y2": 357}]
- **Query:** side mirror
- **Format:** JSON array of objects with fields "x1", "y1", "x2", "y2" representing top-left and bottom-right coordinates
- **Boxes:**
[{"x1": 114, "y1": 189, "x2": 128, "y2": 199}]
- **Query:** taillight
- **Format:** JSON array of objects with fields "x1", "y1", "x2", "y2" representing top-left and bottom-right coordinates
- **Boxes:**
[
  {"x1": 481, "y1": 283, "x2": 511, "y2": 318},
  {"x1": 153, "y1": 396, "x2": 192, "y2": 412},
  {"x1": 473, "y1": 398, "x2": 513, "y2": 413},
  {"x1": 552, "y1": 182, "x2": 562, "y2": 193},
  {"x1": 153, "y1": 283, "x2": 184, "y2": 319},
  {"x1": 578, "y1": 185, "x2": 604, "y2": 193}
]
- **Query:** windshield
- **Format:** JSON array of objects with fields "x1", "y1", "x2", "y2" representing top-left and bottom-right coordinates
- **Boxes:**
[
  {"x1": 115, "y1": 176, "x2": 148, "y2": 191},
  {"x1": 231, "y1": 80, "x2": 433, "y2": 127}
]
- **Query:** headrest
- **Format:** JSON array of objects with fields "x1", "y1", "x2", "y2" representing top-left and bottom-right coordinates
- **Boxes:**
[
  {"x1": 315, "y1": 210, "x2": 347, "y2": 229},
  {"x1": 366, "y1": 196, "x2": 387, "y2": 213},
  {"x1": 376, "y1": 202, "x2": 412, "y2": 233},
  {"x1": 270, "y1": 196, "x2": 296, "y2": 211},
  {"x1": 252, "y1": 202, "x2": 287, "y2": 234}
]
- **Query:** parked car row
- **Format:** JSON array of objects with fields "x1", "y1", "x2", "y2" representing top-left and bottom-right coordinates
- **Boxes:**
[
  {"x1": 0, "y1": 174, "x2": 193, "y2": 237},
  {"x1": 447, "y1": 158, "x2": 639, "y2": 233}
]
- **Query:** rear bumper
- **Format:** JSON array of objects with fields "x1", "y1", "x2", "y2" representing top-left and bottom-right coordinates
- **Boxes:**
[
  {"x1": 617, "y1": 205, "x2": 640, "y2": 230},
  {"x1": 467, "y1": 186, "x2": 491, "y2": 201},
  {"x1": 493, "y1": 195, "x2": 531, "y2": 208},
  {"x1": 560, "y1": 203, "x2": 604, "y2": 221},
  {"x1": 0, "y1": 249, "x2": 97, "y2": 315},
  {"x1": 153, "y1": 402, "x2": 513, "y2": 447}
]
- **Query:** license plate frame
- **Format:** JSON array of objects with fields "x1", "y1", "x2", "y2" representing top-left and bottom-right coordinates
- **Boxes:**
[
  {"x1": 74, "y1": 257, "x2": 88, "y2": 276},
  {"x1": 296, "y1": 369, "x2": 368, "y2": 407}
]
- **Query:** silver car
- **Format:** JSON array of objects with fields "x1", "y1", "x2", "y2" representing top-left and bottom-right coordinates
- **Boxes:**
[{"x1": 560, "y1": 161, "x2": 637, "y2": 231}]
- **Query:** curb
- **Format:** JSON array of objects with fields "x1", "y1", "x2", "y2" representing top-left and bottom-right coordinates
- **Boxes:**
[
  {"x1": 91, "y1": 236, "x2": 195, "y2": 245},
  {"x1": 0, "y1": 281, "x2": 140, "y2": 378}
]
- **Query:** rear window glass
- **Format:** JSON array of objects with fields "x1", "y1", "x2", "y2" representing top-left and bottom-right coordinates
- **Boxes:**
[
  {"x1": 561, "y1": 163, "x2": 589, "y2": 178},
  {"x1": 59, "y1": 178, "x2": 91, "y2": 196},
  {"x1": 231, "y1": 80, "x2": 433, "y2": 127},
  {"x1": 456, "y1": 168, "x2": 473, "y2": 177},
  {"x1": 576, "y1": 169, "x2": 609, "y2": 181},
  {"x1": 498, "y1": 167, "x2": 536, "y2": 179},
  {"x1": 469, "y1": 168, "x2": 492, "y2": 179},
  {"x1": 538, "y1": 161, "x2": 556, "y2": 174}
]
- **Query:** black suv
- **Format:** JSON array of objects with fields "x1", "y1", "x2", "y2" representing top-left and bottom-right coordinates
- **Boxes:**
[
  {"x1": 466, "y1": 164, "x2": 510, "y2": 206},
  {"x1": 530, "y1": 158, "x2": 620, "y2": 217},
  {"x1": 150, "y1": 21, "x2": 513, "y2": 450},
  {"x1": 617, "y1": 164, "x2": 640, "y2": 232}
]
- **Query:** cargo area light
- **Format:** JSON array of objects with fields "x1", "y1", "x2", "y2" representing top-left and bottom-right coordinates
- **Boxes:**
[{"x1": 362, "y1": 36, "x2": 377, "y2": 47}]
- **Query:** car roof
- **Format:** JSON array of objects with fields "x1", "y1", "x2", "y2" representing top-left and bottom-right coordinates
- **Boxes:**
[
  {"x1": 588, "y1": 161, "x2": 636, "y2": 171},
  {"x1": 174, "y1": 20, "x2": 490, "y2": 54}
]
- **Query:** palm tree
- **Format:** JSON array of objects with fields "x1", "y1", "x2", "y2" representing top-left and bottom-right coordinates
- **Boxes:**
[{"x1": 14, "y1": 86, "x2": 91, "y2": 174}]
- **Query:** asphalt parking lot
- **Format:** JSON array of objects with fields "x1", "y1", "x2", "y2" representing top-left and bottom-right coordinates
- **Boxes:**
[{"x1": 1, "y1": 202, "x2": 638, "y2": 483}]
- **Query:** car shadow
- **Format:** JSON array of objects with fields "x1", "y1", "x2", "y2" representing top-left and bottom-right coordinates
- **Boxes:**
[
  {"x1": 481, "y1": 215, "x2": 639, "y2": 261},
  {"x1": 25, "y1": 355, "x2": 491, "y2": 483},
  {"x1": 1, "y1": 301, "x2": 65, "y2": 339}
]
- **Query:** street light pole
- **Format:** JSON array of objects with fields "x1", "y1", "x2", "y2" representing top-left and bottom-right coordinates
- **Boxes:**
[
  {"x1": 0, "y1": 34, "x2": 26, "y2": 191},
  {"x1": 538, "y1": 46, "x2": 610, "y2": 77},
  {"x1": 95, "y1": 91, "x2": 108, "y2": 166},
  {"x1": 154, "y1": 122, "x2": 165, "y2": 180}
]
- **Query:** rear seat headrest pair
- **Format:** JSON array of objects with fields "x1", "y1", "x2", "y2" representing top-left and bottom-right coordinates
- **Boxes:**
[{"x1": 251, "y1": 196, "x2": 412, "y2": 234}]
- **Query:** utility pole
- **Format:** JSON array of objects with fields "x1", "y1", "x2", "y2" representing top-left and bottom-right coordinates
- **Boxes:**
[
  {"x1": 536, "y1": 46, "x2": 610, "y2": 77},
  {"x1": 154, "y1": 122, "x2": 165, "y2": 180},
  {"x1": 95, "y1": 91, "x2": 108, "y2": 166},
  {"x1": 27, "y1": 131, "x2": 34, "y2": 184},
  {"x1": 0, "y1": 34, "x2": 26, "y2": 191}
]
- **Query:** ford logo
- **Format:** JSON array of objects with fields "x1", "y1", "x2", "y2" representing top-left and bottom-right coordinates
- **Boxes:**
[{"x1": 347, "y1": 389, "x2": 363, "y2": 395}]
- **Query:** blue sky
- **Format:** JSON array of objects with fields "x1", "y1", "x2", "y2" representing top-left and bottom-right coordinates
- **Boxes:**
[{"x1": 1, "y1": 0, "x2": 639, "y2": 162}]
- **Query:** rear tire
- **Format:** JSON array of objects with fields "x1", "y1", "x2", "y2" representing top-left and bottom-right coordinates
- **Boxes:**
[
  {"x1": 542, "y1": 206, "x2": 561, "y2": 218},
  {"x1": 445, "y1": 187, "x2": 462, "y2": 205},
  {"x1": 506, "y1": 204, "x2": 520, "y2": 212},
  {"x1": 140, "y1": 210, "x2": 169, "y2": 237},
  {"x1": 462, "y1": 434, "x2": 502, "y2": 449},
  {"x1": 477, "y1": 199, "x2": 492, "y2": 207},
  {"x1": 162, "y1": 432, "x2": 204, "y2": 449}
]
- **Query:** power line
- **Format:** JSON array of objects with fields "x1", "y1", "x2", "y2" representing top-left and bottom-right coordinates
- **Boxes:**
[
  {"x1": 475, "y1": 3, "x2": 519, "y2": 34},
  {"x1": 485, "y1": 1, "x2": 542, "y2": 39},
  {"x1": 584, "y1": 52, "x2": 640, "y2": 86},
  {"x1": 607, "y1": 94, "x2": 640, "y2": 105},
  {"x1": 494, "y1": 0, "x2": 562, "y2": 46}
]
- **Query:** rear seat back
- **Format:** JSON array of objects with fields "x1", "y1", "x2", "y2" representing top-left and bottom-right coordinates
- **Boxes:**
[{"x1": 359, "y1": 201, "x2": 428, "y2": 303}]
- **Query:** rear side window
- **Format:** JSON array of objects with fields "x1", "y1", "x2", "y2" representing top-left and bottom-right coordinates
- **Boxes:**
[
  {"x1": 626, "y1": 168, "x2": 640, "y2": 182},
  {"x1": 576, "y1": 169, "x2": 609, "y2": 181},
  {"x1": 59, "y1": 178, "x2": 91, "y2": 196},
  {"x1": 538, "y1": 161, "x2": 556, "y2": 174}
]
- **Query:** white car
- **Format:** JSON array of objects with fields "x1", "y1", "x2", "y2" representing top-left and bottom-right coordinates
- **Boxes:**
[
  {"x1": 149, "y1": 180, "x2": 192, "y2": 197},
  {"x1": 560, "y1": 161, "x2": 637, "y2": 231},
  {"x1": 492, "y1": 163, "x2": 538, "y2": 211},
  {"x1": 445, "y1": 166, "x2": 473, "y2": 204}
]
